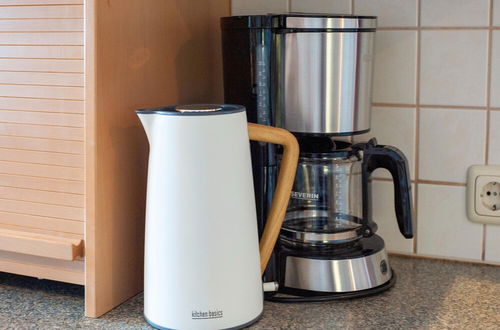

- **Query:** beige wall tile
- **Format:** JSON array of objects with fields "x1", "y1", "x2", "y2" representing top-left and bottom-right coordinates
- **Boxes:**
[
  {"x1": 417, "y1": 184, "x2": 483, "y2": 260},
  {"x1": 420, "y1": 30, "x2": 488, "y2": 107},
  {"x1": 290, "y1": 0, "x2": 351, "y2": 14},
  {"x1": 419, "y1": 108, "x2": 486, "y2": 183},
  {"x1": 491, "y1": 32, "x2": 500, "y2": 108},
  {"x1": 231, "y1": 0, "x2": 288, "y2": 15},
  {"x1": 373, "y1": 30, "x2": 417, "y2": 104},
  {"x1": 421, "y1": 0, "x2": 489, "y2": 27},
  {"x1": 494, "y1": 0, "x2": 500, "y2": 26},
  {"x1": 489, "y1": 111, "x2": 500, "y2": 164},
  {"x1": 372, "y1": 181, "x2": 415, "y2": 253},
  {"x1": 354, "y1": 107, "x2": 416, "y2": 180},
  {"x1": 485, "y1": 225, "x2": 500, "y2": 263},
  {"x1": 354, "y1": 0, "x2": 417, "y2": 27}
]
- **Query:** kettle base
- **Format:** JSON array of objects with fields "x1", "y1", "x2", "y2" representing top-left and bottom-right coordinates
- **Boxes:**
[{"x1": 144, "y1": 311, "x2": 263, "y2": 330}]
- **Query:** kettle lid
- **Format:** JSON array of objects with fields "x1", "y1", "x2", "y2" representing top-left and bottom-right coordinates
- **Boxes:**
[{"x1": 136, "y1": 104, "x2": 245, "y2": 116}]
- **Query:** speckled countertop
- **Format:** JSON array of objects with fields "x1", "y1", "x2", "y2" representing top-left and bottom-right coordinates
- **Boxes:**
[{"x1": 0, "y1": 256, "x2": 499, "y2": 329}]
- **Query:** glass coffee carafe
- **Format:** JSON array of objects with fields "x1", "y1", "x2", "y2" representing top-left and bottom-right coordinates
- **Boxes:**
[{"x1": 280, "y1": 137, "x2": 413, "y2": 247}]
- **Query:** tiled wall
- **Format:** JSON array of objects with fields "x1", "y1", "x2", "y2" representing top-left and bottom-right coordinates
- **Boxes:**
[{"x1": 232, "y1": 0, "x2": 500, "y2": 264}]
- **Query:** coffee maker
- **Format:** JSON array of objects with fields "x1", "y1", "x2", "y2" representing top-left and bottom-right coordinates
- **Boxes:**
[{"x1": 221, "y1": 14, "x2": 413, "y2": 300}]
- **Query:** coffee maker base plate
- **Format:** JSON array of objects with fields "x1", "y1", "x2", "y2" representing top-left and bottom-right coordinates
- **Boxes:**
[
  {"x1": 266, "y1": 269, "x2": 396, "y2": 303},
  {"x1": 270, "y1": 235, "x2": 395, "y2": 301}
]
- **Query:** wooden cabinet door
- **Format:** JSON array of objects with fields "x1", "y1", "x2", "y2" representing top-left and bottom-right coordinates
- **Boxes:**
[{"x1": 0, "y1": 0, "x2": 85, "y2": 284}]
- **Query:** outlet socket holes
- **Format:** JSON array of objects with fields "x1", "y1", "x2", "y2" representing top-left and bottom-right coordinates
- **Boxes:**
[{"x1": 480, "y1": 181, "x2": 500, "y2": 211}]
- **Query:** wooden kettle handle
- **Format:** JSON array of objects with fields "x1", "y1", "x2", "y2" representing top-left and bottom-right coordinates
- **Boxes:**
[{"x1": 247, "y1": 123, "x2": 299, "y2": 274}]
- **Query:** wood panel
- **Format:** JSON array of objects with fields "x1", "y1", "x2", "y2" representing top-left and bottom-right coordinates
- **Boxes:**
[
  {"x1": 0, "y1": 161, "x2": 83, "y2": 180},
  {"x1": 0, "y1": 0, "x2": 83, "y2": 4},
  {"x1": 0, "y1": 6, "x2": 83, "y2": 19},
  {"x1": 0, "y1": 45, "x2": 83, "y2": 59},
  {"x1": 0, "y1": 111, "x2": 82, "y2": 129},
  {"x1": 85, "y1": 0, "x2": 228, "y2": 318},
  {"x1": 0, "y1": 250, "x2": 84, "y2": 285},
  {"x1": 0, "y1": 199, "x2": 83, "y2": 221},
  {"x1": 0, "y1": 85, "x2": 83, "y2": 99},
  {"x1": 0, "y1": 223, "x2": 82, "y2": 239},
  {"x1": 0, "y1": 110, "x2": 83, "y2": 126},
  {"x1": 0, "y1": 173, "x2": 83, "y2": 194},
  {"x1": 0, "y1": 148, "x2": 83, "y2": 167},
  {"x1": 0, "y1": 96, "x2": 83, "y2": 113},
  {"x1": 0, "y1": 32, "x2": 83, "y2": 45},
  {"x1": 0, "y1": 59, "x2": 83, "y2": 72},
  {"x1": 0, "y1": 185, "x2": 83, "y2": 207},
  {"x1": 0, "y1": 211, "x2": 83, "y2": 234},
  {"x1": 0, "y1": 71, "x2": 83, "y2": 86},
  {"x1": 0, "y1": 136, "x2": 83, "y2": 154},
  {"x1": 0, "y1": 123, "x2": 83, "y2": 140},
  {"x1": 0, "y1": 227, "x2": 83, "y2": 260},
  {"x1": 0, "y1": 19, "x2": 83, "y2": 32}
]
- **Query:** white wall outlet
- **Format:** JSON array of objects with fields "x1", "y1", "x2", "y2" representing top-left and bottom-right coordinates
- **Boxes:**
[{"x1": 467, "y1": 165, "x2": 500, "y2": 225}]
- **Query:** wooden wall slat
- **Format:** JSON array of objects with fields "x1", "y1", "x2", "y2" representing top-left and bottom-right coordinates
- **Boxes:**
[
  {"x1": 0, "y1": 199, "x2": 83, "y2": 221},
  {"x1": 0, "y1": 136, "x2": 83, "y2": 154},
  {"x1": 0, "y1": 185, "x2": 83, "y2": 207},
  {"x1": 0, "y1": 160, "x2": 83, "y2": 180},
  {"x1": 0, "y1": 123, "x2": 83, "y2": 140},
  {"x1": 0, "y1": 135, "x2": 83, "y2": 156},
  {"x1": 0, "y1": 19, "x2": 83, "y2": 31},
  {"x1": 0, "y1": 45, "x2": 83, "y2": 59},
  {"x1": 0, "y1": 96, "x2": 83, "y2": 113},
  {"x1": 0, "y1": 110, "x2": 83, "y2": 127},
  {"x1": 0, "y1": 173, "x2": 83, "y2": 193},
  {"x1": 0, "y1": 0, "x2": 82, "y2": 4},
  {"x1": 0, "y1": 59, "x2": 83, "y2": 72},
  {"x1": 0, "y1": 6, "x2": 83, "y2": 19},
  {"x1": 0, "y1": 211, "x2": 83, "y2": 234},
  {"x1": 0, "y1": 85, "x2": 83, "y2": 99},
  {"x1": 0, "y1": 32, "x2": 83, "y2": 45},
  {"x1": 0, "y1": 148, "x2": 83, "y2": 167},
  {"x1": 0, "y1": 71, "x2": 83, "y2": 86},
  {"x1": 0, "y1": 223, "x2": 82, "y2": 240}
]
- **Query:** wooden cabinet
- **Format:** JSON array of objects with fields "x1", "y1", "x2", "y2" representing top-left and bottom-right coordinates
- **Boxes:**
[
  {"x1": 0, "y1": 0, "x2": 228, "y2": 317},
  {"x1": 0, "y1": 0, "x2": 86, "y2": 286}
]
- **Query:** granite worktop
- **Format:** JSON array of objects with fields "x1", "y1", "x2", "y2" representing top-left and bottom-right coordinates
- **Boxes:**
[{"x1": 0, "y1": 256, "x2": 498, "y2": 329}]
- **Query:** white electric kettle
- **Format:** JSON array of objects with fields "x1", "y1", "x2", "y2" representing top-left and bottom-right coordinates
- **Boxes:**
[{"x1": 136, "y1": 104, "x2": 299, "y2": 330}]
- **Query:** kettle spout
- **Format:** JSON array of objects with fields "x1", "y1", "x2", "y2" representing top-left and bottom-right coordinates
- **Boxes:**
[{"x1": 136, "y1": 111, "x2": 154, "y2": 143}]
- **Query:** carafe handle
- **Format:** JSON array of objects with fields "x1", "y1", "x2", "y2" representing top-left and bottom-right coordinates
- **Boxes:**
[
  {"x1": 358, "y1": 139, "x2": 414, "y2": 238},
  {"x1": 248, "y1": 123, "x2": 299, "y2": 274}
]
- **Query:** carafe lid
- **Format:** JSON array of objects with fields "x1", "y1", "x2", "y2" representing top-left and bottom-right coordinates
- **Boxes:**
[
  {"x1": 295, "y1": 136, "x2": 358, "y2": 159},
  {"x1": 136, "y1": 104, "x2": 245, "y2": 116}
]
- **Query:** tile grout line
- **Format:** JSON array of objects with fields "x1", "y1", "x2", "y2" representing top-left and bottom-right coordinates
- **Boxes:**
[
  {"x1": 481, "y1": 0, "x2": 495, "y2": 262},
  {"x1": 351, "y1": 0, "x2": 355, "y2": 14},
  {"x1": 413, "y1": 0, "x2": 421, "y2": 255},
  {"x1": 379, "y1": 26, "x2": 500, "y2": 30},
  {"x1": 374, "y1": 177, "x2": 467, "y2": 186},
  {"x1": 373, "y1": 103, "x2": 498, "y2": 110}
]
